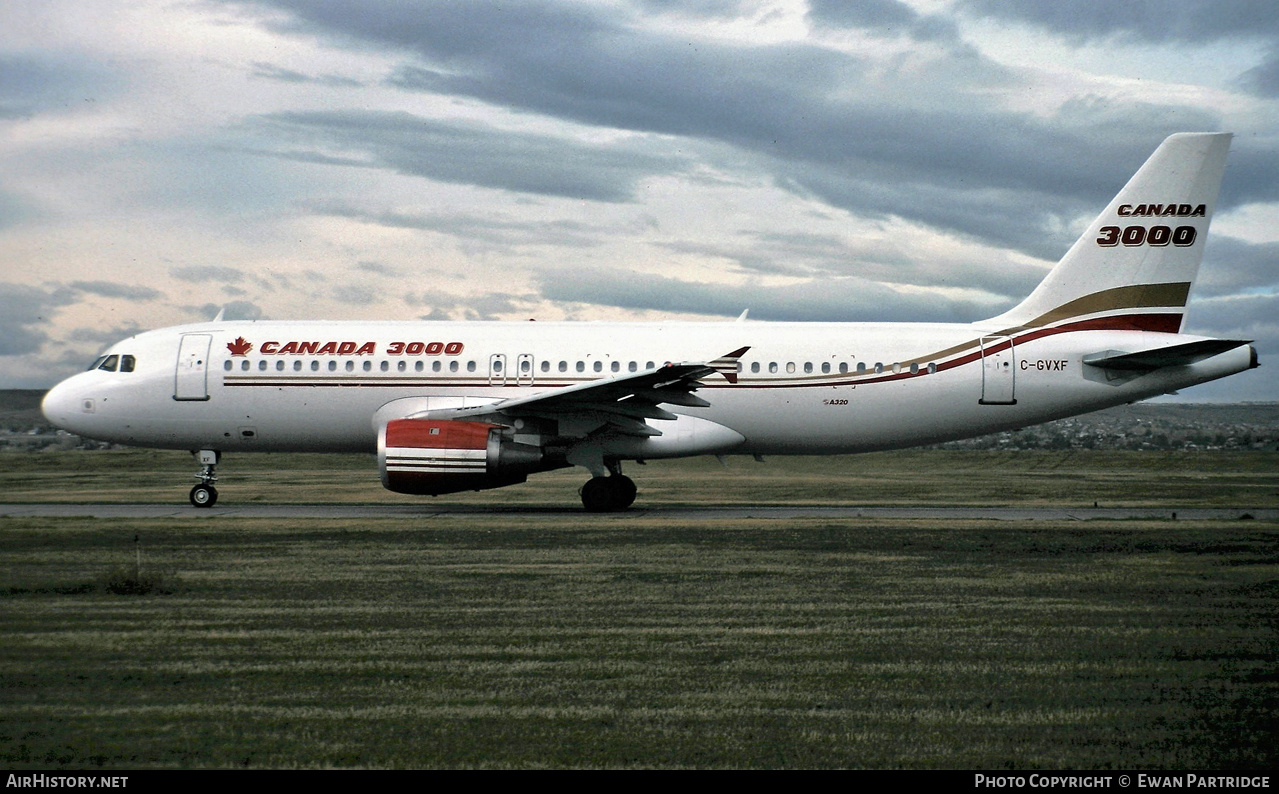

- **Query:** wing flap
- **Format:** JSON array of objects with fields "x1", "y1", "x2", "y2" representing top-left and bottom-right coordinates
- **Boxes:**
[{"x1": 425, "y1": 347, "x2": 749, "y2": 438}]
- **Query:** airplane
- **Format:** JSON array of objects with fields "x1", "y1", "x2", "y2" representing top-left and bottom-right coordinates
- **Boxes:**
[{"x1": 40, "y1": 132, "x2": 1258, "y2": 511}]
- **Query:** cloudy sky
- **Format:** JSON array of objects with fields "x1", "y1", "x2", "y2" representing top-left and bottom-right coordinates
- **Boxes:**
[{"x1": 2, "y1": 0, "x2": 1276, "y2": 400}]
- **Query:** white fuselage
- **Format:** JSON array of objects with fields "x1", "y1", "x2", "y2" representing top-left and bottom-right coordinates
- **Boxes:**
[{"x1": 41, "y1": 318, "x2": 1254, "y2": 458}]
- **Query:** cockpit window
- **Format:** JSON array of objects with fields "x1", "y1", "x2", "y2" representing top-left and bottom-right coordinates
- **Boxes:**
[
  {"x1": 120, "y1": 355, "x2": 136, "y2": 373},
  {"x1": 97, "y1": 355, "x2": 119, "y2": 372},
  {"x1": 88, "y1": 356, "x2": 108, "y2": 371}
]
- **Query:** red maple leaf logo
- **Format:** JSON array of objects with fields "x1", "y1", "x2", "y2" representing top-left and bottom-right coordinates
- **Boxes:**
[{"x1": 227, "y1": 337, "x2": 252, "y2": 356}]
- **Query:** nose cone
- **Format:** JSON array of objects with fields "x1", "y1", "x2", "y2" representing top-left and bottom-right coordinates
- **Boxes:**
[{"x1": 41, "y1": 377, "x2": 88, "y2": 433}]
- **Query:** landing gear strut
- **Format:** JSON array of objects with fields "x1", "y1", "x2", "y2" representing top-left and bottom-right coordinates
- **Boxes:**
[
  {"x1": 580, "y1": 473, "x2": 637, "y2": 512},
  {"x1": 190, "y1": 449, "x2": 219, "y2": 508}
]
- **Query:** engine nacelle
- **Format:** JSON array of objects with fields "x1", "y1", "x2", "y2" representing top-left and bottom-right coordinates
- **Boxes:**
[{"x1": 379, "y1": 419, "x2": 547, "y2": 495}]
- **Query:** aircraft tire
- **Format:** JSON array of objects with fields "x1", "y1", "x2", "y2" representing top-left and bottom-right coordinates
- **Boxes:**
[
  {"x1": 613, "y1": 475, "x2": 637, "y2": 509},
  {"x1": 581, "y1": 475, "x2": 637, "y2": 512},
  {"x1": 189, "y1": 484, "x2": 218, "y2": 508}
]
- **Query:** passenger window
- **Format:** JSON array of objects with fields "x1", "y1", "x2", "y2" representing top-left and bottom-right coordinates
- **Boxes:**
[
  {"x1": 345, "y1": 361, "x2": 354, "y2": 372},
  {"x1": 259, "y1": 360, "x2": 268, "y2": 371},
  {"x1": 821, "y1": 362, "x2": 830, "y2": 374},
  {"x1": 433, "y1": 361, "x2": 441, "y2": 372},
  {"x1": 311, "y1": 361, "x2": 320, "y2": 371},
  {"x1": 277, "y1": 361, "x2": 285, "y2": 372},
  {"x1": 645, "y1": 361, "x2": 655, "y2": 370},
  {"x1": 611, "y1": 361, "x2": 619, "y2": 372},
  {"x1": 768, "y1": 362, "x2": 778, "y2": 374},
  {"x1": 928, "y1": 362, "x2": 937, "y2": 374},
  {"x1": 120, "y1": 355, "x2": 136, "y2": 373},
  {"x1": 294, "y1": 361, "x2": 302, "y2": 372},
  {"x1": 541, "y1": 361, "x2": 550, "y2": 373},
  {"x1": 397, "y1": 361, "x2": 406, "y2": 372},
  {"x1": 415, "y1": 361, "x2": 424, "y2": 372},
  {"x1": 241, "y1": 360, "x2": 250, "y2": 371},
  {"x1": 751, "y1": 362, "x2": 760, "y2": 373},
  {"x1": 449, "y1": 361, "x2": 459, "y2": 372},
  {"x1": 786, "y1": 362, "x2": 796, "y2": 374},
  {"x1": 910, "y1": 363, "x2": 919, "y2": 374},
  {"x1": 559, "y1": 361, "x2": 568, "y2": 372},
  {"x1": 856, "y1": 362, "x2": 866, "y2": 374},
  {"x1": 594, "y1": 361, "x2": 603, "y2": 373},
  {"x1": 363, "y1": 361, "x2": 371, "y2": 372},
  {"x1": 328, "y1": 361, "x2": 337, "y2": 372},
  {"x1": 839, "y1": 362, "x2": 848, "y2": 374},
  {"x1": 629, "y1": 361, "x2": 637, "y2": 372},
  {"x1": 223, "y1": 360, "x2": 233, "y2": 372},
  {"x1": 803, "y1": 362, "x2": 813, "y2": 374},
  {"x1": 466, "y1": 361, "x2": 476, "y2": 372},
  {"x1": 874, "y1": 362, "x2": 883, "y2": 374},
  {"x1": 522, "y1": 360, "x2": 531, "y2": 373},
  {"x1": 576, "y1": 361, "x2": 585, "y2": 373}
]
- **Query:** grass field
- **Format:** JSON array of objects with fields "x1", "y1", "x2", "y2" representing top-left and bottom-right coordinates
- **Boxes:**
[
  {"x1": 3, "y1": 447, "x2": 1279, "y2": 508},
  {"x1": 1, "y1": 450, "x2": 1277, "y2": 769}
]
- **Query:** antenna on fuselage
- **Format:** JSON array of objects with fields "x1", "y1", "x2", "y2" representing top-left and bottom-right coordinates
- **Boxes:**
[{"x1": 211, "y1": 307, "x2": 225, "y2": 322}]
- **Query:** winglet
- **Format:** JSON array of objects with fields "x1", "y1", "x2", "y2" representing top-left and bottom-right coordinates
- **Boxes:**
[{"x1": 709, "y1": 346, "x2": 751, "y2": 384}]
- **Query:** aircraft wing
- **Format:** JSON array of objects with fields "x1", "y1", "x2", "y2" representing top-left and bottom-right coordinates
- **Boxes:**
[
  {"x1": 424, "y1": 346, "x2": 750, "y2": 437},
  {"x1": 1083, "y1": 339, "x2": 1251, "y2": 372}
]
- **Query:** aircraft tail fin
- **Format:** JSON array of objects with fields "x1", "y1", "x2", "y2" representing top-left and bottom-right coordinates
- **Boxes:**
[{"x1": 987, "y1": 132, "x2": 1232, "y2": 333}]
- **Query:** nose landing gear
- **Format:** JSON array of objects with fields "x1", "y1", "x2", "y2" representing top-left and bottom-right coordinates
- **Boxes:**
[{"x1": 190, "y1": 449, "x2": 220, "y2": 508}]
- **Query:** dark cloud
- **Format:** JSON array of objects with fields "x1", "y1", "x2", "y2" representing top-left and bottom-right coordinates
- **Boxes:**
[
  {"x1": 66, "y1": 323, "x2": 147, "y2": 347},
  {"x1": 1238, "y1": 48, "x2": 1279, "y2": 98},
  {"x1": 0, "y1": 189, "x2": 39, "y2": 232},
  {"x1": 332, "y1": 283, "x2": 378, "y2": 306},
  {"x1": 403, "y1": 290, "x2": 536, "y2": 320},
  {"x1": 307, "y1": 200, "x2": 609, "y2": 249},
  {"x1": 660, "y1": 230, "x2": 1043, "y2": 301},
  {"x1": 808, "y1": 0, "x2": 959, "y2": 42},
  {"x1": 535, "y1": 267, "x2": 1003, "y2": 323},
  {"x1": 192, "y1": 301, "x2": 264, "y2": 321},
  {"x1": 959, "y1": 0, "x2": 1279, "y2": 45},
  {"x1": 228, "y1": 0, "x2": 1264, "y2": 264},
  {"x1": 249, "y1": 61, "x2": 364, "y2": 87},
  {"x1": 0, "y1": 283, "x2": 76, "y2": 356},
  {"x1": 170, "y1": 265, "x2": 247, "y2": 283},
  {"x1": 257, "y1": 109, "x2": 683, "y2": 202},
  {"x1": 67, "y1": 281, "x2": 163, "y2": 301},
  {"x1": 355, "y1": 261, "x2": 400, "y2": 276},
  {"x1": 0, "y1": 52, "x2": 112, "y2": 119},
  {"x1": 1197, "y1": 235, "x2": 1279, "y2": 298},
  {"x1": 634, "y1": 0, "x2": 763, "y2": 18}
]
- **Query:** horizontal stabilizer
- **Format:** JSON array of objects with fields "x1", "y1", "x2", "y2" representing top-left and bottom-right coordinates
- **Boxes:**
[{"x1": 1082, "y1": 339, "x2": 1251, "y2": 372}]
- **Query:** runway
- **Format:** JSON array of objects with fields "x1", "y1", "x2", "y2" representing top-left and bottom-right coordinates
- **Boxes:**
[{"x1": 2, "y1": 503, "x2": 1275, "y2": 521}]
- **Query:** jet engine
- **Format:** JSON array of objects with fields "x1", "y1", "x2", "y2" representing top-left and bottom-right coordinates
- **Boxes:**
[{"x1": 379, "y1": 418, "x2": 549, "y2": 495}]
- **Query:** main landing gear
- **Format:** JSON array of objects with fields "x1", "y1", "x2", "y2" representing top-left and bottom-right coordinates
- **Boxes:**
[
  {"x1": 580, "y1": 474, "x2": 637, "y2": 512},
  {"x1": 190, "y1": 449, "x2": 219, "y2": 508}
]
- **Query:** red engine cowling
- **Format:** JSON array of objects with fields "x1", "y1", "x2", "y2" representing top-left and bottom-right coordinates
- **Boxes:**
[{"x1": 379, "y1": 418, "x2": 546, "y2": 495}]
